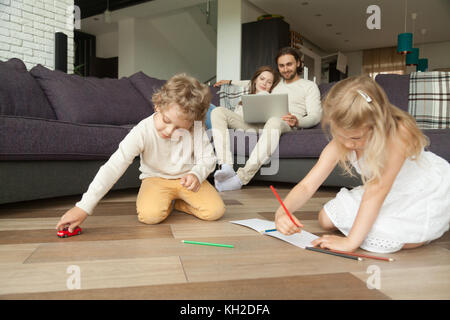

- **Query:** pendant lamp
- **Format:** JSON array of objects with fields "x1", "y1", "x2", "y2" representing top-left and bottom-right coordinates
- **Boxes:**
[
  {"x1": 397, "y1": 0, "x2": 412, "y2": 54},
  {"x1": 417, "y1": 29, "x2": 429, "y2": 72},
  {"x1": 406, "y1": 48, "x2": 419, "y2": 66},
  {"x1": 417, "y1": 58, "x2": 428, "y2": 72}
]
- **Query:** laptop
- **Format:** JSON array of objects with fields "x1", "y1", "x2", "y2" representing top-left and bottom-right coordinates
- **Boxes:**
[{"x1": 241, "y1": 93, "x2": 289, "y2": 123}]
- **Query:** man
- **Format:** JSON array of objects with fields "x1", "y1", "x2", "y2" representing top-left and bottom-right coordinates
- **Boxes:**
[{"x1": 211, "y1": 47, "x2": 322, "y2": 191}]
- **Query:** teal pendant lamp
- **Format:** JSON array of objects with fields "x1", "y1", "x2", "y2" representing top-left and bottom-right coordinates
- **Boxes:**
[
  {"x1": 397, "y1": 33, "x2": 413, "y2": 54},
  {"x1": 406, "y1": 48, "x2": 419, "y2": 66},
  {"x1": 417, "y1": 58, "x2": 428, "y2": 72},
  {"x1": 397, "y1": 0, "x2": 412, "y2": 54}
]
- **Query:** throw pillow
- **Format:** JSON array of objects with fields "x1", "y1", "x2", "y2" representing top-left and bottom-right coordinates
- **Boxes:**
[
  {"x1": 0, "y1": 58, "x2": 56, "y2": 119},
  {"x1": 30, "y1": 65, "x2": 153, "y2": 125}
]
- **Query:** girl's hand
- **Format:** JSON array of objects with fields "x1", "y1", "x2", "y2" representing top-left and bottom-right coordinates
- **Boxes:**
[
  {"x1": 213, "y1": 80, "x2": 231, "y2": 87},
  {"x1": 311, "y1": 235, "x2": 358, "y2": 252},
  {"x1": 56, "y1": 206, "x2": 88, "y2": 232},
  {"x1": 275, "y1": 209, "x2": 304, "y2": 235},
  {"x1": 281, "y1": 113, "x2": 298, "y2": 127},
  {"x1": 181, "y1": 174, "x2": 201, "y2": 192}
]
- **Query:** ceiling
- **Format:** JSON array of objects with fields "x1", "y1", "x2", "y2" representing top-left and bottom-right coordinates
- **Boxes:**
[
  {"x1": 78, "y1": 0, "x2": 450, "y2": 53},
  {"x1": 75, "y1": 0, "x2": 155, "y2": 19},
  {"x1": 248, "y1": 0, "x2": 450, "y2": 53}
]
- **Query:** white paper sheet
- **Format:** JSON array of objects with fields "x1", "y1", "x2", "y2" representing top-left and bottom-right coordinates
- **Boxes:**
[{"x1": 230, "y1": 218, "x2": 319, "y2": 249}]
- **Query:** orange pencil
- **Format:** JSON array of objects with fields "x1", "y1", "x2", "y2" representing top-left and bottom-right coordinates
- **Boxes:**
[{"x1": 270, "y1": 185, "x2": 303, "y2": 228}]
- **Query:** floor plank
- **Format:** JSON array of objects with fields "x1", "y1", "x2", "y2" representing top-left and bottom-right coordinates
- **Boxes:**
[
  {"x1": 0, "y1": 273, "x2": 388, "y2": 300},
  {"x1": 0, "y1": 256, "x2": 186, "y2": 295}
]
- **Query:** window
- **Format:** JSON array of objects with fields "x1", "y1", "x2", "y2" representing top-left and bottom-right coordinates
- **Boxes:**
[{"x1": 363, "y1": 46, "x2": 406, "y2": 79}]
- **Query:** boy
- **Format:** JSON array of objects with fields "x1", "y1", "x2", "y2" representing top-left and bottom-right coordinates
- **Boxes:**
[{"x1": 56, "y1": 74, "x2": 225, "y2": 232}]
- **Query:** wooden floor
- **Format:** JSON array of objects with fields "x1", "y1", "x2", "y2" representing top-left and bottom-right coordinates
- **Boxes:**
[{"x1": 0, "y1": 181, "x2": 449, "y2": 300}]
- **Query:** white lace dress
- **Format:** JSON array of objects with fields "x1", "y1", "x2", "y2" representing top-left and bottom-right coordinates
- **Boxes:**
[{"x1": 323, "y1": 150, "x2": 450, "y2": 253}]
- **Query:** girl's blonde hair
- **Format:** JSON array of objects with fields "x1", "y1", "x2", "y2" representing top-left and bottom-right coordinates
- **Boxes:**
[
  {"x1": 322, "y1": 75, "x2": 429, "y2": 185},
  {"x1": 152, "y1": 73, "x2": 211, "y2": 123}
]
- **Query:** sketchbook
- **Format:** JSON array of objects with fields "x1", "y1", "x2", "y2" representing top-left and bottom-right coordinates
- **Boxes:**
[{"x1": 230, "y1": 218, "x2": 319, "y2": 249}]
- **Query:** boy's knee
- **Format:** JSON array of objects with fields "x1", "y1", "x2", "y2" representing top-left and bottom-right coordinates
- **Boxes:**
[
  {"x1": 197, "y1": 202, "x2": 226, "y2": 221},
  {"x1": 137, "y1": 208, "x2": 170, "y2": 225}
]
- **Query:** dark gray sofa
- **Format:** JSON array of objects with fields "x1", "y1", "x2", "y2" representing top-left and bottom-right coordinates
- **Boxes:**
[{"x1": 1, "y1": 58, "x2": 449, "y2": 204}]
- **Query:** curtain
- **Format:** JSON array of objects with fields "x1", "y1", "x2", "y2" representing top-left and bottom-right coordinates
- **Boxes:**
[{"x1": 363, "y1": 46, "x2": 406, "y2": 77}]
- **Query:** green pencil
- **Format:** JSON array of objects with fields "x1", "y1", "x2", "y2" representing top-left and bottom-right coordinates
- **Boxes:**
[{"x1": 181, "y1": 240, "x2": 234, "y2": 248}]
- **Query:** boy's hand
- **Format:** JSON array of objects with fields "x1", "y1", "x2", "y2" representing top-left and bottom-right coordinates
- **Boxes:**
[
  {"x1": 56, "y1": 206, "x2": 88, "y2": 232},
  {"x1": 180, "y1": 174, "x2": 201, "y2": 192},
  {"x1": 275, "y1": 208, "x2": 303, "y2": 235}
]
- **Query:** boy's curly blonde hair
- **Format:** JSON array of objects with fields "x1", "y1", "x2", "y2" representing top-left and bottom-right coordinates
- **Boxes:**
[{"x1": 152, "y1": 73, "x2": 211, "y2": 123}]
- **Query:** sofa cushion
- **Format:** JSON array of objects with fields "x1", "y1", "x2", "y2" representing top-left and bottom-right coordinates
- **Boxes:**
[
  {"x1": 128, "y1": 72, "x2": 165, "y2": 113},
  {"x1": 0, "y1": 115, "x2": 133, "y2": 160},
  {"x1": 129, "y1": 71, "x2": 221, "y2": 110},
  {"x1": 375, "y1": 74, "x2": 410, "y2": 112},
  {"x1": 228, "y1": 128, "x2": 329, "y2": 159},
  {"x1": 30, "y1": 65, "x2": 153, "y2": 125},
  {"x1": 0, "y1": 58, "x2": 56, "y2": 119},
  {"x1": 318, "y1": 81, "x2": 337, "y2": 100}
]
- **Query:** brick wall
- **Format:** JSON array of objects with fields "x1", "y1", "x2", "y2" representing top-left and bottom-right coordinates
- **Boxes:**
[{"x1": 0, "y1": 0, "x2": 74, "y2": 73}]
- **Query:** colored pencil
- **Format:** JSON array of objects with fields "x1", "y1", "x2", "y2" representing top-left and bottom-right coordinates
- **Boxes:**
[
  {"x1": 328, "y1": 249, "x2": 394, "y2": 262},
  {"x1": 270, "y1": 185, "x2": 303, "y2": 228},
  {"x1": 181, "y1": 240, "x2": 234, "y2": 248},
  {"x1": 306, "y1": 246, "x2": 363, "y2": 261},
  {"x1": 263, "y1": 228, "x2": 277, "y2": 233}
]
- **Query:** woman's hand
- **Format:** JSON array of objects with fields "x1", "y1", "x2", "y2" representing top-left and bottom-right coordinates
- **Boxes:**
[
  {"x1": 213, "y1": 80, "x2": 232, "y2": 88},
  {"x1": 181, "y1": 174, "x2": 201, "y2": 192},
  {"x1": 311, "y1": 235, "x2": 358, "y2": 252},
  {"x1": 56, "y1": 206, "x2": 88, "y2": 232},
  {"x1": 282, "y1": 113, "x2": 298, "y2": 127},
  {"x1": 275, "y1": 208, "x2": 304, "y2": 235}
]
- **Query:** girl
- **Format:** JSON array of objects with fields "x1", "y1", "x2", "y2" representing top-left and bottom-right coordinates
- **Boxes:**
[{"x1": 275, "y1": 75, "x2": 450, "y2": 253}]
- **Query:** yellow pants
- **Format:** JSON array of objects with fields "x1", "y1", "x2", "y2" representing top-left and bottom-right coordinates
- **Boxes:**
[{"x1": 136, "y1": 177, "x2": 225, "y2": 224}]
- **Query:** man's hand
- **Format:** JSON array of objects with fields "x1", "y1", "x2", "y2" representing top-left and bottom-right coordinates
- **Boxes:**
[
  {"x1": 56, "y1": 206, "x2": 88, "y2": 232},
  {"x1": 213, "y1": 80, "x2": 232, "y2": 88},
  {"x1": 180, "y1": 174, "x2": 201, "y2": 192},
  {"x1": 282, "y1": 113, "x2": 298, "y2": 127}
]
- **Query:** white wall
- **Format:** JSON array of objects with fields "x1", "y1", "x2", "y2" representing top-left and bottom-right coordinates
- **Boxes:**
[
  {"x1": 344, "y1": 41, "x2": 450, "y2": 76},
  {"x1": 417, "y1": 41, "x2": 450, "y2": 71},
  {"x1": 345, "y1": 50, "x2": 363, "y2": 76},
  {"x1": 216, "y1": 0, "x2": 241, "y2": 81},
  {"x1": 0, "y1": 0, "x2": 74, "y2": 72},
  {"x1": 96, "y1": 31, "x2": 118, "y2": 58},
  {"x1": 110, "y1": 5, "x2": 216, "y2": 82}
]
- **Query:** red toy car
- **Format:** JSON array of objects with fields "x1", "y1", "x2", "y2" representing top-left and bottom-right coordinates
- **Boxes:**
[{"x1": 57, "y1": 226, "x2": 82, "y2": 238}]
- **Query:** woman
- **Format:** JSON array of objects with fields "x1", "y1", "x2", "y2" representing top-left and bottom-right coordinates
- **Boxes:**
[{"x1": 211, "y1": 66, "x2": 292, "y2": 191}]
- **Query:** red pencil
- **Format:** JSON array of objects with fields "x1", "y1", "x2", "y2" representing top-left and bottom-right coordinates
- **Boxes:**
[{"x1": 270, "y1": 185, "x2": 303, "y2": 228}]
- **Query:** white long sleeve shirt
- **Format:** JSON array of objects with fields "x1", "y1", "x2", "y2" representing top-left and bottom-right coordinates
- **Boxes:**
[
  {"x1": 271, "y1": 78, "x2": 322, "y2": 128},
  {"x1": 76, "y1": 114, "x2": 216, "y2": 214}
]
